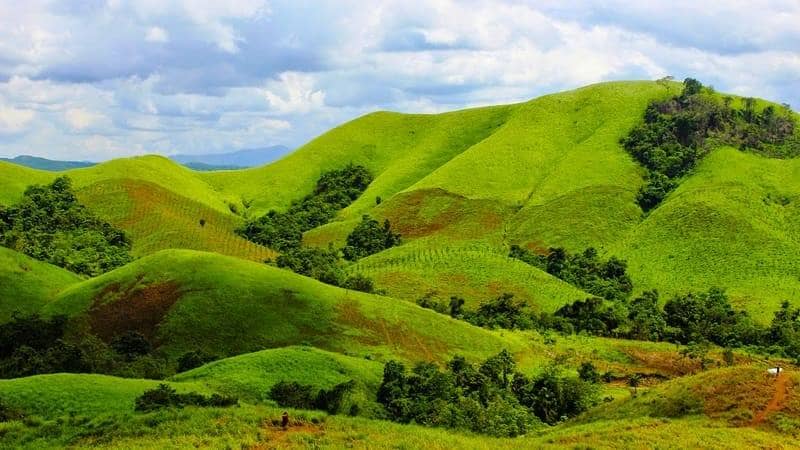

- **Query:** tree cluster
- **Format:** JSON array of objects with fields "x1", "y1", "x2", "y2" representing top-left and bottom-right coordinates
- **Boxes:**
[
  {"x1": 268, "y1": 379, "x2": 358, "y2": 415},
  {"x1": 237, "y1": 164, "x2": 373, "y2": 252},
  {"x1": 342, "y1": 215, "x2": 401, "y2": 260},
  {"x1": 377, "y1": 350, "x2": 597, "y2": 436},
  {"x1": 0, "y1": 176, "x2": 132, "y2": 276},
  {"x1": 622, "y1": 78, "x2": 797, "y2": 211},
  {"x1": 509, "y1": 245, "x2": 632, "y2": 301},
  {"x1": 134, "y1": 384, "x2": 238, "y2": 412},
  {"x1": 0, "y1": 313, "x2": 215, "y2": 379}
]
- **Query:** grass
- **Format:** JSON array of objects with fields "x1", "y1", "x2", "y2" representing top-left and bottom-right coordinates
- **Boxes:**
[
  {"x1": 0, "y1": 247, "x2": 81, "y2": 321},
  {"x1": 41, "y1": 249, "x2": 534, "y2": 364},
  {"x1": 611, "y1": 146, "x2": 800, "y2": 321},
  {"x1": 172, "y1": 345, "x2": 384, "y2": 411},
  {"x1": 348, "y1": 239, "x2": 588, "y2": 313}
]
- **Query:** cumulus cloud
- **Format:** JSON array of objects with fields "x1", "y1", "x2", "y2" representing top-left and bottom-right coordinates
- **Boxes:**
[
  {"x1": 145, "y1": 26, "x2": 169, "y2": 43},
  {"x1": 0, "y1": 0, "x2": 796, "y2": 160}
]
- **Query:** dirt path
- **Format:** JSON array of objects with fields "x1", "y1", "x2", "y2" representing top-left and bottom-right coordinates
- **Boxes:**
[{"x1": 751, "y1": 372, "x2": 789, "y2": 426}]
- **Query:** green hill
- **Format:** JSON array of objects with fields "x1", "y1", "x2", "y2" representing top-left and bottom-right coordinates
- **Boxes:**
[
  {"x1": 0, "y1": 247, "x2": 81, "y2": 321},
  {"x1": 42, "y1": 249, "x2": 531, "y2": 363}
]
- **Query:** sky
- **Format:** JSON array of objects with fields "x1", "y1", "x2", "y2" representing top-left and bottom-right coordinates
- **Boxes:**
[{"x1": 0, "y1": 0, "x2": 797, "y2": 161}]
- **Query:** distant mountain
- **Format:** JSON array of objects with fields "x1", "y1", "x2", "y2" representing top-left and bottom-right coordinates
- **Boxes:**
[
  {"x1": 0, "y1": 155, "x2": 95, "y2": 171},
  {"x1": 169, "y1": 146, "x2": 290, "y2": 169}
]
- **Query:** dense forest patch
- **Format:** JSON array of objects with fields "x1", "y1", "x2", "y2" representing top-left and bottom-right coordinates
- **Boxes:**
[
  {"x1": 622, "y1": 78, "x2": 798, "y2": 211},
  {"x1": 0, "y1": 177, "x2": 132, "y2": 276}
]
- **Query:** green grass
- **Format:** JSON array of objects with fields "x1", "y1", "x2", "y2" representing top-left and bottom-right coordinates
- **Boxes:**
[
  {"x1": 0, "y1": 247, "x2": 81, "y2": 321},
  {"x1": 172, "y1": 346, "x2": 383, "y2": 410},
  {"x1": 348, "y1": 240, "x2": 588, "y2": 312},
  {"x1": 611, "y1": 146, "x2": 800, "y2": 321},
  {"x1": 0, "y1": 374, "x2": 207, "y2": 418},
  {"x1": 42, "y1": 249, "x2": 533, "y2": 364}
]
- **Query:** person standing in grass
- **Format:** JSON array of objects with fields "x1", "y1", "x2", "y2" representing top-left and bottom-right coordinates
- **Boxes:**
[{"x1": 281, "y1": 411, "x2": 289, "y2": 429}]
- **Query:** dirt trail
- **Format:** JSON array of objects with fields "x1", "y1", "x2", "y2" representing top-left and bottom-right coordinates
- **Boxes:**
[{"x1": 751, "y1": 372, "x2": 789, "y2": 426}]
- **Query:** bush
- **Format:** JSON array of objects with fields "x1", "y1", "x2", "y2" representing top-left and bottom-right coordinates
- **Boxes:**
[
  {"x1": 111, "y1": 331, "x2": 152, "y2": 361},
  {"x1": 269, "y1": 380, "x2": 357, "y2": 414},
  {"x1": 176, "y1": 350, "x2": 218, "y2": 373},
  {"x1": 342, "y1": 274, "x2": 375, "y2": 293},
  {"x1": 134, "y1": 384, "x2": 238, "y2": 412}
]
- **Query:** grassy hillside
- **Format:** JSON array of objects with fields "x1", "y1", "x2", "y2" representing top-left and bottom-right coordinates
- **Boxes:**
[
  {"x1": 612, "y1": 147, "x2": 800, "y2": 321},
  {"x1": 0, "y1": 373, "x2": 207, "y2": 418},
  {"x1": 348, "y1": 240, "x2": 588, "y2": 312},
  {"x1": 42, "y1": 249, "x2": 532, "y2": 363},
  {"x1": 172, "y1": 346, "x2": 384, "y2": 406},
  {"x1": 0, "y1": 247, "x2": 81, "y2": 321}
]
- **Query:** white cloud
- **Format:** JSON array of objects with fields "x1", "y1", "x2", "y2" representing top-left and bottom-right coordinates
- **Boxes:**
[
  {"x1": 0, "y1": 107, "x2": 35, "y2": 134},
  {"x1": 145, "y1": 26, "x2": 169, "y2": 43},
  {"x1": 64, "y1": 108, "x2": 105, "y2": 131},
  {"x1": 263, "y1": 72, "x2": 326, "y2": 114}
]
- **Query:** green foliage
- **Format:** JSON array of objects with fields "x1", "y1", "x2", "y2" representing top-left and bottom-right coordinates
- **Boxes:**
[
  {"x1": 554, "y1": 297, "x2": 622, "y2": 336},
  {"x1": 342, "y1": 215, "x2": 401, "y2": 261},
  {"x1": 0, "y1": 176, "x2": 132, "y2": 276},
  {"x1": 377, "y1": 351, "x2": 597, "y2": 436},
  {"x1": 577, "y1": 362, "x2": 600, "y2": 384},
  {"x1": 509, "y1": 245, "x2": 632, "y2": 301},
  {"x1": 627, "y1": 290, "x2": 668, "y2": 341},
  {"x1": 134, "y1": 383, "x2": 238, "y2": 412},
  {"x1": 622, "y1": 78, "x2": 797, "y2": 211},
  {"x1": 465, "y1": 293, "x2": 532, "y2": 330},
  {"x1": 269, "y1": 379, "x2": 357, "y2": 414},
  {"x1": 110, "y1": 331, "x2": 152, "y2": 362},
  {"x1": 238, "y1": 164, "x2": 373, "y2": 252},
  {"x1": 176, "y1": 350, "x2": 218, "y2": 373}
]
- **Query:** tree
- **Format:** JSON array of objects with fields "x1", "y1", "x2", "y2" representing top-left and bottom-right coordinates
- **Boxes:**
[
  {"x1": 111, "y1": 331, "x2": 152, "y2": 361},
  {"x1": 578, "y1": 362, "x2": 600, "y2": 384},
  {"x1": 342, "y1": 215, "x2": 401, "y2": 260},
  {"x1": 628, "y1": 373, "x2": 642, "y2": 396},
  {"x1": 627, "y1": 290, "x2": 667, "y2": 341}
]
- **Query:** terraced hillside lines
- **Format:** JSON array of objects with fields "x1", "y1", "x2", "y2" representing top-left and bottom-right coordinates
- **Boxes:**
[
  {"x1": 201, "y1": 105, "x2": 513, "y2": 217},
  {"x1": 349, "y1": 241, "x2": 588, "y2": 312},
  {"x1": 77, "y1": 179, "x2": 275, "y2": 262},
  {"x1": 612, "y1": 147, "x2": 800, "y2": 321},
  {"x1": 0, "y1": 247, "x2": 81, "y2": 321},
  {"x1": 43, "y1": 249, "x2": 531, "y2": 363},
  {"x1": 172, "y1": 346, "x2": 384, "y2": 405}
]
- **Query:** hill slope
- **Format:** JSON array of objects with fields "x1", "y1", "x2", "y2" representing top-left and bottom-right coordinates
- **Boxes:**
[
  {"x1": 0, "y1": 247, "x2": 81, "y2": 321},
  {"x1": 42, "y1": 249, "x2": 531, "y2": 363}
]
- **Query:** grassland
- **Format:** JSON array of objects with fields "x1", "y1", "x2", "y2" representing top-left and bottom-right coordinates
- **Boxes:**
[
  {"x1": 1, "y1": 80, "x2": 800, "y2": 448},
  {"x1": 0, "y1": 247, "x2": 81, "y2": 321}
]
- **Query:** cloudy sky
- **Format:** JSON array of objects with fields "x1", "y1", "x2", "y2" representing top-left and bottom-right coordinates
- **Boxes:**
[{"x1": 0, "y1": 0, "x2": 798, "y2": 161}]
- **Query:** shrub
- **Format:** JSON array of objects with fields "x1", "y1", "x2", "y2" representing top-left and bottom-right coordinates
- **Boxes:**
[
  {"x1": 134, "y1": 384, "x2": 237, "y2": 412},
  {"x1": 111, "y1": 331, "x2": 152, "y2": 361},
  {"x1": 177, "y1": 350, "x2": 218, "y2": 373}
]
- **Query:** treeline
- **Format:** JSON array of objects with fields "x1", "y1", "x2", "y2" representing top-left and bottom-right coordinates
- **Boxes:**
[
  {"x1": 417, "y1": 289, "x2": 800, "y2": 363},
  {"x1": 0, "y1": 313, "x2": 217, "y2": 379},
  {"x1": 0, "y1": 176, "x2": 132, "y2": 276},
  {"x1": 622, "y1": 78, "x2": 798, "y2": 211},
  {"x1": 509, "y1": 245, "x2": 632, "y2": 301},
  {"x1": 238, "y1": 165, "x2": 400, "y2": 291},
  {"x1": 134, "y1": 384, "x2": 238, "y2": 412},
  {"x1": 377, "y1": 350, "x2": 597, "y2": 437}
]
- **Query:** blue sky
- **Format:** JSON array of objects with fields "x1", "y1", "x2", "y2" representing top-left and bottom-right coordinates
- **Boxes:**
[{"x1": 0, "y1": 0, "x2": 797, "y2": 160}]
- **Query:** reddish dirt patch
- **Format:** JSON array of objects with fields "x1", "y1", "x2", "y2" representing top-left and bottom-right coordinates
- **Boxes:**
[
  {"x1": 336, "y1": 300, "x2": 448, "y2": 362},
  {"x1": 246, "y1": 419, "x2": 326, "y2": 450},
  {"x1": 88, "y1": 279, "x2": 182, "y2": 342},
  {"x1": 751, "y1": 372, "x2": 790, "y2": 426},
  {"x1": 620, "y1": 346, "x2": 702, "y2": 377}
]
